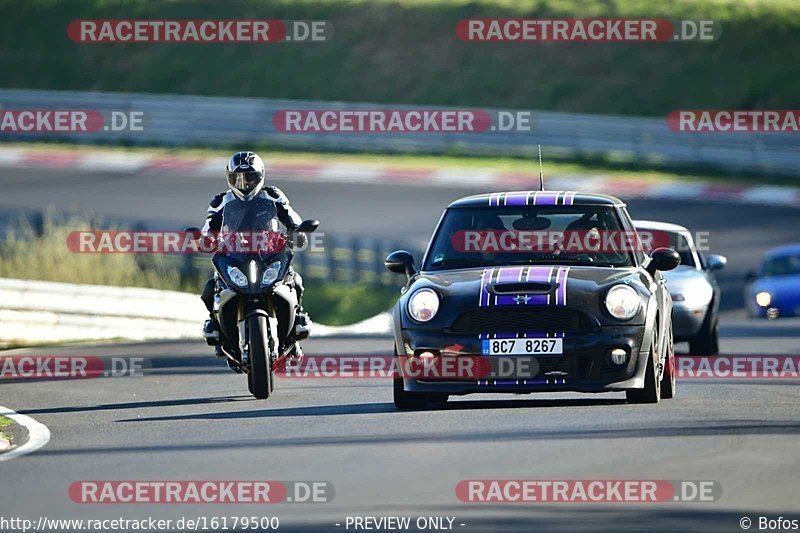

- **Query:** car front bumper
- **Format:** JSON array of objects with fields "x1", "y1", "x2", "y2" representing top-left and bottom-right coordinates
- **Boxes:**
[
  {"x1": 671, "y1": 303, "x2": 708, "y2": 340},
  {"x1": 397, "y1": 325, "x2": 649, "y2": 395}
]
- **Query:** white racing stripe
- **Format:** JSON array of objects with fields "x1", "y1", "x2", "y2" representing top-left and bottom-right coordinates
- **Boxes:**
[{"x1": 0, "y1": 405, "x2": 51, "y2": 462}]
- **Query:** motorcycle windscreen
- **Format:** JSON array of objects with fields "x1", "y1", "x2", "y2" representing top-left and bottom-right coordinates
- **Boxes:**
[{"x1": 221, "y1": 195, "x2": 279, "y2": 233}]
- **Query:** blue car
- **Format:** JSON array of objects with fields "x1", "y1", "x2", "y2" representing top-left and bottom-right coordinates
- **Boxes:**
[{"x1": 746, "y1": 244, "x2": 800, "y2": 319}]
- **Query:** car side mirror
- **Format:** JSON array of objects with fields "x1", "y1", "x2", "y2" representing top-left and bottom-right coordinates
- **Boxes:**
[
  {"x1": 385, "y1": 250, "x2": 416, "y2": 278},
  {"x1": 647, "y1": 247, "x2": 681, "y2": 274},
  {"x1": 707, "y1": 254, "x2": 727, "y2": 271},
  {"x1": 297, "y1": 219, "x2": 319, "y2": 233}
]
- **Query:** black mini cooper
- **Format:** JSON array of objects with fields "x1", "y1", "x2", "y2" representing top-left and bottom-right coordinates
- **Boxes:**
[{"x1": 386, "y1": 191, "x2": 680, "y2": 409}]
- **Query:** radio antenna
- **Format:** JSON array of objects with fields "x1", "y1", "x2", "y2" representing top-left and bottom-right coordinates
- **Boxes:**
[{"x1": 537, "y1": 144, "x2": 545, "y2": 191}]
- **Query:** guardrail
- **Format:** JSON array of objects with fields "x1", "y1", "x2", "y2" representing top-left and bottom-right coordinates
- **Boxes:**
[
  {"x1": 0, "y1": 209, "x2": 424, "y2": 288},
  {"x1": 1, "y1": 89, "x2": 798, "y2": 175}
]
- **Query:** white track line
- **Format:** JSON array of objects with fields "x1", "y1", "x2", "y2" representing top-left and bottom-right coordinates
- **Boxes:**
[{"x1": 0, "y1": 405, "x2": 51, "y2": 462}]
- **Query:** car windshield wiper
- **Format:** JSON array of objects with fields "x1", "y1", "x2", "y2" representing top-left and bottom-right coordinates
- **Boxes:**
[{"x1": 512, "y1": 255, "x2": 630, "y2": 267}]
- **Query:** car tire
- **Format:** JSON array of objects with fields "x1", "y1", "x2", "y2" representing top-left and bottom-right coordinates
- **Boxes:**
[
  {"x1": 689, "y1": 310, "x2": 719, "y2": 355},
  {"x1": 660, "y1": 325, "x2": 677, "y2": 399},
  {"x1": 627, "y1": 329, "x2": 661, "y2": 404},
  {"x1": 392, "y1": 346, "x2": 445, "y2": 410},
  {"x1": 393, "y1": 375, "x2": 430, "y2": 410}
]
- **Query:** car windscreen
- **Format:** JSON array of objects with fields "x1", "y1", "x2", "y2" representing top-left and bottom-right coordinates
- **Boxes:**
[
  {"x1": 424, "y1": 205, "x2": 635, "y2": 270},
  {"x1": 221, "y1": 195, "x2": 278, "y2": 233},
  {"x1": 762, "y1": 253, "x2": 800, "y2": 277},
  {"x1": 218, "y1": 195, "x2": 283, "y2": 260},
  {"x1": 636, "y1": 229, "x2": 696, "y2": 267}
]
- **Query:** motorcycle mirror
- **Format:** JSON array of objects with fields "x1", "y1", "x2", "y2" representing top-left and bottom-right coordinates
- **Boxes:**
[{"x1": 297, "y1": 219, "x2": 320, "y2": 233}]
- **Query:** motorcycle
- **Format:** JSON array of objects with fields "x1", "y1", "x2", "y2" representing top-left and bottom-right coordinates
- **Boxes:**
[{"x1": 187, "y1": 195, "x2": 319, "y2": 400}]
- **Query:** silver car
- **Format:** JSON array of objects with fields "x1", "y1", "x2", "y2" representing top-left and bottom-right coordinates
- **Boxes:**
[{"x1": 634, "y1": 220, "x2": 726, "y2": 355}]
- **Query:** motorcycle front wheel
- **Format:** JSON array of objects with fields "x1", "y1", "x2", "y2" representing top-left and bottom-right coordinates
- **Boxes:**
[{"x1": 246, "y1": 314, "x2": 273, "y2": 400}]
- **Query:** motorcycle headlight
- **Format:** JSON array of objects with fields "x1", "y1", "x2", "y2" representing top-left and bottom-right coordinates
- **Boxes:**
[
  {"x1": 226, "y1": 265, "x2": 248, "y2": 288},
  {"x1": 261, "y1": 260, "x2": 282, "y2": 287},
  {"x1": 407, "y1": 288, "x2": 440, "y2": 322},
  {"x1": 605, "y1": 284, "x2": 641, "y2": 321}
]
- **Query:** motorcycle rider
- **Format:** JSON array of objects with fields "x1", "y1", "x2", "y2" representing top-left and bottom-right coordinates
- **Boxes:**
[{"x1": 200, "y1": 151, "x2": 311, "y2": 356}]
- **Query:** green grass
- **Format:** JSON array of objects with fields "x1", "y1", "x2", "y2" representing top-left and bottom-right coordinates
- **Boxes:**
[
  {"x1": 0, "y1": 0, "x2": 798, "y2": 116},
  {"x1": 0, "y1": 415, "x2": 13, "y2": 449},
  {"x1": 304, "y1": 283, "x2": 399, "y2": 327},
  {"x1": 0, "y1": 213, "x2": 398, "y2": 326},
  {"x1": 0, "y1": 215, "x2": 207, "y2": 292}
]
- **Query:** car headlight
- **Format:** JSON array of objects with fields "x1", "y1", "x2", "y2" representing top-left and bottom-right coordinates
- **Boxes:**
[
  {"x1": 674, "y1": 283, "x2": 713, "y2": 308},
  {"x1": 407, "y1": 288, "x2": 440, "y2": 322},
  {"x1": 756, "y1": 291, "x2": 772, "y2": 307},
  {"x1": 605, "y1": 284, "x2": 641, "y2": 321},
  {"x1": 226, "y1": 265, "x2": 248, "y2": 288},
  {"x1": 261, "y1": 260, "x2": 282, "y2": 286}
]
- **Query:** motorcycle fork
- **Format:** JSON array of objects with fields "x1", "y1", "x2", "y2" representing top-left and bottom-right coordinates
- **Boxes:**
[{"x1": 238, "y1": 295, "x2": 278, "y2": 366}]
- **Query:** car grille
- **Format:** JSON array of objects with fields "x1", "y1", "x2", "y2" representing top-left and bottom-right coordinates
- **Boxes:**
[{"x1": 448, "y1": 307, "x2": 593, "y2": 334}]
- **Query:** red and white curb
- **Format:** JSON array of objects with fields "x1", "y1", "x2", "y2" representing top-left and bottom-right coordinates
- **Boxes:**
[
  {"x1": 2, "y1": 146, "x2": 799, "y2": 207},
  {"x1": 0, "y1": 406, "x2": 51, "y2": 462}
]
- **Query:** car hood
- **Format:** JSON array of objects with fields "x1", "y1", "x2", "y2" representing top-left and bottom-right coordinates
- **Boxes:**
[
  {"x1": 661, "y1": 265, "x2": 708, "y2": 289},
  {"x1": 401, "y1": 265, "x2": 653, "y2": 328}
]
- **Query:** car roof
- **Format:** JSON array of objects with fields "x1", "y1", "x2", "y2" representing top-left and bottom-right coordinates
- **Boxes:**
[
  {"x1": 633, "y1": 219, "x2": 690, "y2": 233},
  {"x1": 448, "y1": 191, "x2": 625, "y2": 208},
  {"x1": 765, "y1": 243, "x2": 800, "y2": 258}
]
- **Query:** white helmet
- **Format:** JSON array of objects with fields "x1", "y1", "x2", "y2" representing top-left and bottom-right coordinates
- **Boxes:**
[{"x1": 226, "y1": 151, "x2": 265, "y2": 200}]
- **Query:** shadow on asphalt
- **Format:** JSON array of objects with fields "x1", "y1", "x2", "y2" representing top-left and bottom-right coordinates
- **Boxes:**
[
  {"x1": 36, "y1": 419, "x2": 800, "y2": 457},
  {"x1": 119, "y1": 397, "x2": 627, "y2": 422},
  {"x1": 19, "y1": 395, "x2": 251, "y2": 415},
  {"x1": 721, "y1": 324, "x2": 800, "y2": 338}
]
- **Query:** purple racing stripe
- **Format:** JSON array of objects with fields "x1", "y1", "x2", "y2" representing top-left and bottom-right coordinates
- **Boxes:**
[
  {"x1": 532, "y1": 191, "x2": 559, "y2": 205},
  {"x1": 504, "y1": 191, "x2": 528, "y2": 206},
  {"x1": 494, "y1": 266, "x2": 525, "y2": 305},
  {"x1": 486, "y1": 190, "x2": 579, "y2": 207},
  {"x1": 553, "y1": 266, "x2": 570, "y2": 306},
  {"x1": 498, "y1": 266, "x2": 524, "y2": 283},
  {"x1": 525, "y1": 266, "x2": 552, "y2": 282}
]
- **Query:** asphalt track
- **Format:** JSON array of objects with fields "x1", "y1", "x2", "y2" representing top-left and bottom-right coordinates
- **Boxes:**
[{"x1": 1, "y1": 167, "x2": 799, "y2": 532}]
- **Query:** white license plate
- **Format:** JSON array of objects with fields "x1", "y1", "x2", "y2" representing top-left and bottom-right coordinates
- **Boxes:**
[{"x1": 482, "y1": 338, "x2": 563, "y2": 355}]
